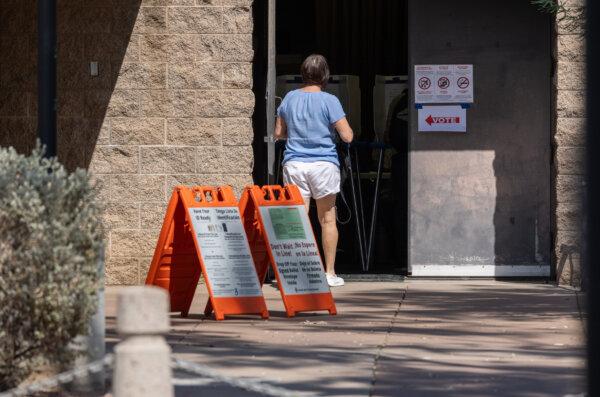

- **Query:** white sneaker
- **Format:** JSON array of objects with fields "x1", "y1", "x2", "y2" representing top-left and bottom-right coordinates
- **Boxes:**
[{"x1": 326, "y1": 274, "x2": 345, "y2": 287}]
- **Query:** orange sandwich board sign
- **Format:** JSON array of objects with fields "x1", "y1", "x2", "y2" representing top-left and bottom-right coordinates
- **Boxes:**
[
  {"x1": 237, "y1": 185, "x2": 337, "y2": 317},
  {"x1": 145, "y1": 186, "x2": 269, "y2": 320}
]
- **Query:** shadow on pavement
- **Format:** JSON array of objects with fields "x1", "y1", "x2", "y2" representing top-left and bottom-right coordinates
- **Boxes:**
[{"x1": 104, "y1": 281, "x2": 585, "y2": 397}]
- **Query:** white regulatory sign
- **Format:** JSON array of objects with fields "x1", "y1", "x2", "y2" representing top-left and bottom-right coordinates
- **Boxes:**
[
  {"x1": 418, "y1": 105, "x2": 467, "y2": 132},
  {"x1": 259, "y1": 205, "x2": 330, "y2": 295},
  {"x1": 415, "y1": 65, "x2": 473, "y2": 104},
  {"x1": 189, "y1": 207, "x2": 263, "y2": 298}
]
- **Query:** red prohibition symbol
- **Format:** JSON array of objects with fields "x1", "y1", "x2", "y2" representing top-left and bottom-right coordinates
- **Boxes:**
[
  {"x1": 457, "y1": 77, "x2": 470, "y2": 89},
  {"x1": 418, "y1": 77, "x2": 431, "y2": 90},
  {"x1": 437, "y1": 77, "x2": 450, "y2": 89}
]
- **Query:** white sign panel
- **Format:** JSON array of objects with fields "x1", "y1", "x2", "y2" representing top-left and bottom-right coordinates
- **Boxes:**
[
  {"x1": 418, "y1": 105, "x2": 467, "y2": 132},
  {"x1": 415, "y1": 65, "x2": 473, "y2": 103},
  {"x1": 453, "y1": 65, "x2": 474, "y2": 103},
  {"x1": 414, "y1": 65, "x2": 435, "y2": 103},
  {"x1": 189, "y1": 207, "x2": 263, "y2": 298},
  {"x1": 259, "y1": 205, "x2": 330, "y2": 295}
]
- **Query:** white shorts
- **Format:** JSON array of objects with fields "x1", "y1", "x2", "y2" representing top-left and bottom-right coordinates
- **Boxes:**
[{"x1": 282, "y1": 161, "x2": 340, "y2": 200}]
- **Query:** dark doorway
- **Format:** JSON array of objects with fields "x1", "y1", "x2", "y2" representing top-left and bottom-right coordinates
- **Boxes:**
[{"x1": 258, "y1": 0, "x2": 410, "y2": 274}]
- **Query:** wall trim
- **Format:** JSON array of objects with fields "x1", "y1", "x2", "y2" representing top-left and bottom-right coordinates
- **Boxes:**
[{"x1": 410, "y1": 264, "x2": 551, "y2": 277}]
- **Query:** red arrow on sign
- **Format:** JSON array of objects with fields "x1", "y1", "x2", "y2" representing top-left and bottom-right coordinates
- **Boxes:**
[{"x1": 426, "y1": 115, "x2": 461, "y2": 125}]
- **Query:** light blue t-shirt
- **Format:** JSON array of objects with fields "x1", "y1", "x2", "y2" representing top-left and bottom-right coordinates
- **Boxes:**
[{"x1": 277, "y1": 89, "x2": 346, "y2": 166}]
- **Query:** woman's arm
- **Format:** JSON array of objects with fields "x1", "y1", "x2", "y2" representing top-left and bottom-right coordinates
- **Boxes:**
[
  {"x1": 274, "y1": 116, "x2": 288, "y2": 141},
  {"x1": 334, "y1": 117, "x2": 354, "y2": 143}
]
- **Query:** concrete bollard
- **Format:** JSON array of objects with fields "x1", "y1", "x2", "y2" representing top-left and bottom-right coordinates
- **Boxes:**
[{"x1": 113, "y1": 286, "x2": 173, "y2": 397}]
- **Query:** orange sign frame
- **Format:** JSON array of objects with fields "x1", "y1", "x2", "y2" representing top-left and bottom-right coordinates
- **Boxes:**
[
  {"x1": 145, "y1": 186, "x2": 269, "y2": 320},
  {"x1": 236, "y1": 185, "x2": 337, "y2": 317}
]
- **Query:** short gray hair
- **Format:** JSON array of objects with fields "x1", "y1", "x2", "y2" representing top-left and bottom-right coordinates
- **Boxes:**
[{"x1": 300, "y1": 54, "x2": 330, "y2": 87}]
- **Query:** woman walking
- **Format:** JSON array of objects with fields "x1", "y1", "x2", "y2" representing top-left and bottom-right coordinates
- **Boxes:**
[{"x1": 273, "y1": 54, "x2": 354, "y2": 287}]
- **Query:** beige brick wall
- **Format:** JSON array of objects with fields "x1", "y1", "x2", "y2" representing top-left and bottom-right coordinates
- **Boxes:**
[
  {"x1": 0, "y1": 0, "x2": 255, "y2": 285},
  {"x1": 94, "y1": 1, "x2": 256, "y2": 285},
  {"x1": 554, "y1": 0, "x2": 586, "y2": 286}
]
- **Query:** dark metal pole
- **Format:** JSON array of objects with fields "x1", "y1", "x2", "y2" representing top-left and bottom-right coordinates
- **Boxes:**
[
  {"x1": 353, "y1": 146, "x2": 368, "y2": 269},
  {"x1": 366, "y1": 147, "x2": 384, "y2": 271},
  {"x1": 587, "y1": 0, "x2": 599, "y2": 394},
  {"x1": 346, "y1": 145, "x2": 367, "y2": 271},
  {"x1": 37, "y1": 0, "x2": 57, "y2": 158},
  {"x1": 266, "y1": 0, "x2": 276, "y2": 184}
]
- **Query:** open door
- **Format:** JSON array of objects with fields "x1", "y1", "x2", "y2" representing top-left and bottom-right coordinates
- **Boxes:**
[
  {"x1": 251, "y1": 0, "x2": 277, "y2": 186},
  {"x1": 266, "y1": 0, "x2": 277, "y2": 184}
]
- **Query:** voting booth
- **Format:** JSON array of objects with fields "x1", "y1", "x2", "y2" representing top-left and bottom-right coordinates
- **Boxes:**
[
  {"x1": 145, "y1": 186, "x2": 269, "y2": 320},
  {"x1": 373, "y1": 75, "x2": 408, "y2": 141},
  {"x1": 239, "y1": 185, "x2": 337, "y2": 317},
  {"x1": 276, "y1": 75, "x2": 362, "y2": 136}
]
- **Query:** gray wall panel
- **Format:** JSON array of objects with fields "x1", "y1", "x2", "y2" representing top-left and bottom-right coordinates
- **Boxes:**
[{"x1": 408, "y1": 0, "x2": 552, "y2": 271}]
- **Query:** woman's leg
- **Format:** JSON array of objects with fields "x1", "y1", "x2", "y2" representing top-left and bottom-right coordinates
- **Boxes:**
[
  {"x1": 315, "y1": 194, "x2": 338, "y2": 275},
  {"x1": 302, "y1": 196, "x2": 311, "y2": 213}
]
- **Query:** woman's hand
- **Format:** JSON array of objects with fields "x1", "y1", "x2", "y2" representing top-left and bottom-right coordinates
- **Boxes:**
[
  {"x1": 334, "y1": 117, "x2": 354, "y2": 143},
  {"x1": 274, "y1": 116, "x2": 288, "y2": 141}
]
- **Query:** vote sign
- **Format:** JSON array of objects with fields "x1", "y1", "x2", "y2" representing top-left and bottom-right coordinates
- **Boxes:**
[
  {"x1": 239, "y1": 185, "x2": 337, "y2": 317},
  {"x1": 189, "y1": 207, "x2": 263, "y2": 298},
  {"x1": 259, "y1": 205, "x2": 330, "y2": 295},
  {"x1": 145, "y1": 186, "x2": 269, "y2": 320}
]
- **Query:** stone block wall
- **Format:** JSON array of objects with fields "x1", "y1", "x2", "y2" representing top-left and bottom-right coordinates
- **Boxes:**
[
  {"x1": 0, "y1": 0, "x2": 256, "y2": 285},
  {"x1": 554, "y1": 0, "x2": 586, "y2": 286},
  {"x1": 95, "y1": 0, "x2": 256, "y2": 285},
  {"x1": 0, "y1": 1, "x2": 37, "y2": 157}
]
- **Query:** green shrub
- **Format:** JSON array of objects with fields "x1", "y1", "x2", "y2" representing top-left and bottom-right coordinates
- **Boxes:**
[{"x1": 0, "y1": 146, "x2": 104, "y2": 390}]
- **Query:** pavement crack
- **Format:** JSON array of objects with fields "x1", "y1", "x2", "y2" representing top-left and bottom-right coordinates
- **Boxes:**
[
  {"x1": 368, "y1": 286, "x2": 407, "y2": 397},
  {"x1": 174, "y1": 318, "x2": 204, "y2": 344}
]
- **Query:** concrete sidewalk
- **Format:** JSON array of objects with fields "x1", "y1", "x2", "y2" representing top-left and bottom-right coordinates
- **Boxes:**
[{"x1": 105, "y1": 280, "x2": 585, "y2": 396}]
